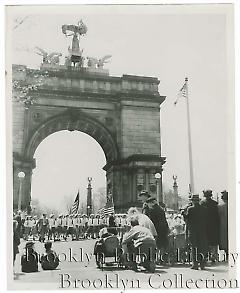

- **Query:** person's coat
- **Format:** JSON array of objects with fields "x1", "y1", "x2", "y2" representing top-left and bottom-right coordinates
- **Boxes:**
[
  {"x1": 218, "y1": 202, "x2": 228, "y2": 251},
  {"x1": 147, "y1": 203, "x2": 169, "y2": 249},
  {"x1": 185, "y1": 204, "x2": 208, "y2": 252},
  {"x1": 200, "y1": 198, "x2": 219, "y2": 246}
]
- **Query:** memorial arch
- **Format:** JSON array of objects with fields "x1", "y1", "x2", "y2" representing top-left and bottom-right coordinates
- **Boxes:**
[{"x1": 12, "y1": 64, "x2": 166, "y2": 211}]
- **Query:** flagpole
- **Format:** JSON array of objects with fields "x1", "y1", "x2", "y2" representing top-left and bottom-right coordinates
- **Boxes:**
[{"x1": 185, "y1": 77, "x2": 195, "y2": 194}]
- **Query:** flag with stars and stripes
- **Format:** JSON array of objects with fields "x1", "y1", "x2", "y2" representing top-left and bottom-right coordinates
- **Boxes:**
[
  {"x1": 97, "y1": 194, "x2": 115, "y2": 217},
  {"x1": 174, "y1": 78, "x2": 188, "y2": 105},
  {"x1": 71, "y1": 192, "x2": 79, "y2": 214}
]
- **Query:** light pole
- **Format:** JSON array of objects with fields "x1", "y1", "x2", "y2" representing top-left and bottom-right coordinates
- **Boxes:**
[
  {"x1": 87, "y1": 177, "x2": 92, "y2": 216},
  {"x1": 154, "y1": 173, "x2": 161, "y2": 204},
  {"x1": 17, "y1": 171, "x2": 25, "y2": 211}
]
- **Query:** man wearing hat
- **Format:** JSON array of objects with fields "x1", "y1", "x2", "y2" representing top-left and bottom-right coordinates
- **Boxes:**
[
  {"x1": 21, "y1": 241, "x2": 39, "y2": 273},
  {"x1": 37, "y1": 214, "x2": 49, "y2": 243},
  {"x1": 200, "y1": 190, "x2": 220, "y2": 263},
  {"x1": 185, "y1": 194, "x2": 208, "y2": 270},
  {"x1": 218, "y1": 191, "x2": 228, "y2": 257},
  {"x1": 48, "y1": 214, "x2": 56, "y2": 241},
  {"x1": 62, "y1": 215, "x2": 69, "y2": 240},
  {"x1": 55, "y1": 215, "x2": 62, "y2": 240},
  {"x1": 66, "y1": 214, "x2": 74, "y2": 240},
  {"x1": 32, "y1": 216, "x2": 38, "y2": 241},
  {"x1": 145, "y1": 197, "x2": 169, "y2": 253},
  {"x1": 138, "y1": 190, "x2": 151, "y2": 216}
]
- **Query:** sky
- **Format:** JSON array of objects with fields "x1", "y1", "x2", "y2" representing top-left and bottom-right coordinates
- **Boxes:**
[{"x1": 7, "y1": 4, "x2": 234, "y2": 209}]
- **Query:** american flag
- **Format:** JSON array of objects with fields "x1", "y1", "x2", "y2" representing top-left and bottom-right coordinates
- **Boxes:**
[
  {"x1": 174, "y1": 78, "x2": 188, "y2": 105},
  {"x1": 71, "y1": 192, "x2": 79, "y2": 214},
  {"x1": 97, "y1": 194, "x2": 115, "y2": 216}
]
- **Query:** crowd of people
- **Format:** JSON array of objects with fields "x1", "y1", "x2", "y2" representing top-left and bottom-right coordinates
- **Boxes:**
[
  {"x1": 13, "y1": 188, "x2": 228, "y2": 274},
  {"x1": 13, "y1": 212, "x2": 129, "y2": 243}
]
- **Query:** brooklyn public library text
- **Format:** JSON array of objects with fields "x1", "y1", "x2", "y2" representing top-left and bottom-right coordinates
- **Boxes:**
[{"x1": 59, "y1": 273, "x2": 238, "y2": 290}]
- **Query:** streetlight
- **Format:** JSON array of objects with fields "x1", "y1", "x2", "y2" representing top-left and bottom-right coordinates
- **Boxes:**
[
  {"x1": 154, "y1": 173, "x2": 161, "y2": 204},
  {"x1": 87, "y1": 205, "x2": 91, "y2": 216},
  {"x1": 17, "y1": 171, "x2": 25, "y2": 211}
]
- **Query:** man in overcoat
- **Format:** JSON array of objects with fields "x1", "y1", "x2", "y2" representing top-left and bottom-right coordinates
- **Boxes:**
[
  {"x1": 185, "y1": 194, "x2": 208, "y2": 270},
  {"x1": 200, "y1": 189, "x2": 219, "y2": 262},
  {"x1": 218, "y1": 191, "x2": 228, "y2": 258},
  {"x1": 145, "y1": 197, "x2": 169, "y2": 250}
]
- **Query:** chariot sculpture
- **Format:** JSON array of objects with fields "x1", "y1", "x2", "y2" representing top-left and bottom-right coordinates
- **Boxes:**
[{"x1": 62, "y1": 20, "x2": 87, "y2": 67}]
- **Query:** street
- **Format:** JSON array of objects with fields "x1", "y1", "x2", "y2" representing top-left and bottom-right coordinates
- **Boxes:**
[{"x1": 11, "y1": 238, "x2": 231, "y2": 290}]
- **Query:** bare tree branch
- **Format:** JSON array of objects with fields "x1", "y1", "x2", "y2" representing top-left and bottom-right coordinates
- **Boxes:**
[{"x1": 13, "y1": 16, "x2": 29, "y2": 30}]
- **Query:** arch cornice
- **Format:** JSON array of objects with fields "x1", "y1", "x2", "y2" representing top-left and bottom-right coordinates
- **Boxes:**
[{"x1": 24, "y1": 109, "x2": 119, "y2": 164}]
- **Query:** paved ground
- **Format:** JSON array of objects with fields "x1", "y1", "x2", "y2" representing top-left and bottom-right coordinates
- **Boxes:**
[{"x1": 10, "y1": 238, "x2": 231, "y2": 290}]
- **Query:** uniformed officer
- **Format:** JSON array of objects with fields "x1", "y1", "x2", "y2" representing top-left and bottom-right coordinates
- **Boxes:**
[
  {"x1": 62, "y1": 215, "x2": 68, "y2": 240},
  {"x1": 78, "y1": 214, "x2": 84, "y2": 239},
  {"x1": 23, "y1": 216, "x2": 31, "y2": 241},
  {"x1": 48, "y1": 214, "x2": 56, "y2": 241},
  {"x1": 31, "y1": 216, "x2": 38, "y2": 241},
  {"x1": 82, "y1": 214, "x2": 88, "y2": 238},
  {"x1": 73, "y1": 214, "x2": 79, "y2": 240},
  {"x1": 87, "y1": 214, "x2": 95, "y2": 239},
  {"x1": 55, "y1": 215, "x2": 63, "y2": 241},
  {"x1": 37, "y1": 213, "x2": 49, "y2": 243},
  {"x1": 66, "y1": 214, "x2": 74, "y2": 240}
]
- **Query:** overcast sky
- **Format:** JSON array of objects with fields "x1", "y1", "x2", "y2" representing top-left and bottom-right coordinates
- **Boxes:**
[{"x1": 7, "y1": 4, "x2": 234, "y2": 210}]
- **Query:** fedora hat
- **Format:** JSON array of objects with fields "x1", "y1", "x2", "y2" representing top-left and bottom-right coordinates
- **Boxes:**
[
  {"x1": 203, "y1": 190, "x2": 213, "y2": 197},
  {"x1": 138, "y1": 190, "x2": 151, "y2": 198},
  {"x1": 221, "y1": 190, "x2": 228, "y2": 200}
]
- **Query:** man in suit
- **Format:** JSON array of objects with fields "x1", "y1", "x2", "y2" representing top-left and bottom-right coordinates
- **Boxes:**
[
  {"x1": 218, "y1": 191, "x2": 228, "y2": 258},
  {"x1": 200, "y1": 190, "x2": 219, "y2": 263},
  {"x1": 185, "y1": 194, "x2": 208, "y2": 270},
  {"x1": 145, "y1": 197, "x2": 169, "y2": 251}
]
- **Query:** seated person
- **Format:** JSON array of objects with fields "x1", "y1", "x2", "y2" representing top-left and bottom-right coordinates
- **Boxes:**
[
  {"x1": 94, "y1": 216, "x2": 118, "y2": 258},
  {"x1": 21, "y1": 241, "x2": 39, "y2": 273},
  {"x1": 121, "y1": 219, "x2": 156, "y2": 272},
  {"x1": 40, "y1": 242, "x2": 59, "y2": 270},
  {"x1": 107, "y1": 215, "x2": 118, "y2": 235}
]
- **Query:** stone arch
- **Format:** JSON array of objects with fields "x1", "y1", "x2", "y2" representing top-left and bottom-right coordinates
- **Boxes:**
[{"x1": 24, "y1": 110, "x2": 119, "y2": 164}]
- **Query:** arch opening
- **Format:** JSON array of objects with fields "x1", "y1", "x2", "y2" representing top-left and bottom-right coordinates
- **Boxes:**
[
  {"x1": 31, "y1": 130, "x2": 107, "y2": 213},
  {"x1": 25, "y1": 111, "x2": 119, "y2": 164}
]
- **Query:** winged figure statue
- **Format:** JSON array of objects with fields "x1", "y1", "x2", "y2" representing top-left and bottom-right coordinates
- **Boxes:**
[
  {"x1": 86, "y1": 57, "x2": 99, "y2": 68},
  {"x1": 35, "y1": 47, "x2": 62, "y2": 65},
  {"x1": 62, "y1": 20, "x2": 87, "y2": 37},
  {"x1": 97, "y1": 55, "x2": 112, "y2": 68},
  {"x1": 62, "y1": 20, "x2": 87, "y2": 67}
]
